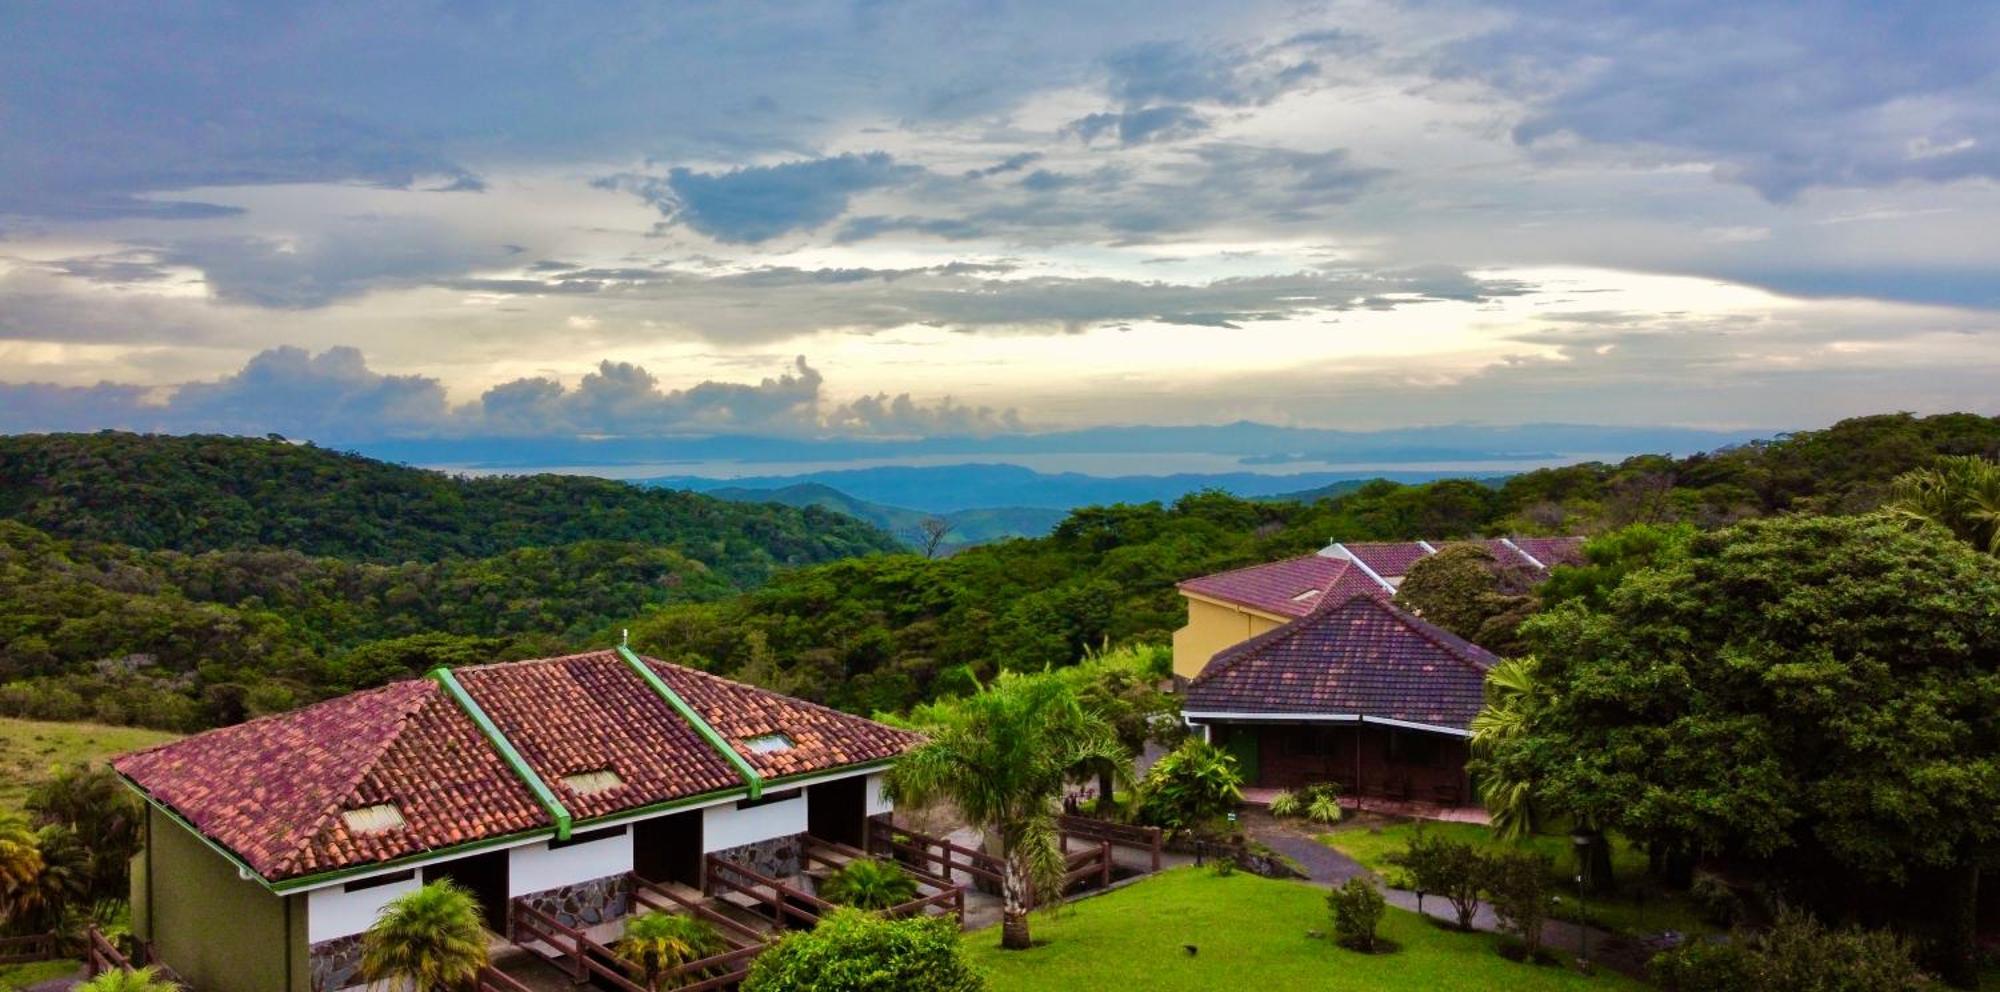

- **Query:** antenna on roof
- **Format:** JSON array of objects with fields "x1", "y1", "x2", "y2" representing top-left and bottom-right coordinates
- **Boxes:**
[{"x1": 621, "y1": 628, "x2": 629, "y2": 648}]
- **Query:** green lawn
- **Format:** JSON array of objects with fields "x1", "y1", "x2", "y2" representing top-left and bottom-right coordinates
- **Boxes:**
[
  {"x1": 0, "y1": 716, "x2": 179, "y2": 814},
  {"x1": 1318, "y1": 820, "x2": 1711, "y2": 939},
  {"x1": 0, "y1": 959, "x2": 80, "y2": 991},
  {"x1": 965, "y1": 868, "x2": 1643, "y2": 992}
]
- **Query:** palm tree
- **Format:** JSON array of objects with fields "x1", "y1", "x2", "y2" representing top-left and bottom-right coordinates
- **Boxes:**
[
  {"x1": 888, "y1": 672, "x2": 1127, "y2": 950},
  {"x1": 818, "y1": 858, "x2": 918, "y2": 911},
  {"x1": 614, "y1": 911, "x2": 723, "y2": 990},
  {"x1": 74, "y1": 966, "x2": 181, "y2": 992},
  {"x1": 1469, "y1": 656, "x2": 1544, "y2": 842},
  {"x1": 1888, "y1": 455, "x2": 2000, "y2": 554},
  {"x1": 0, "y1": 813, "x2": 45, "y2": 929},
  {"x1": 359, "y1": 880, "x2": 488, "y2": 992}
]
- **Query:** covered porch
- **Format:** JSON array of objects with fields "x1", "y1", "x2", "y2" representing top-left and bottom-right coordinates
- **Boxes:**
[{"x1": 1201, "y1": 718, "x2": 1476, "y2": 808}]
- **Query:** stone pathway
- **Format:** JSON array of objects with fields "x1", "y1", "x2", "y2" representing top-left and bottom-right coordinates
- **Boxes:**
[{"x1": 1245, "y1": 811, "x2": 1652, "y2": 980}]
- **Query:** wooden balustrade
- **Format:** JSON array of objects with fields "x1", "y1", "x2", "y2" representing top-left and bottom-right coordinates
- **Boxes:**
[
  {"x1": 474, "y1": 965, "x2": 538, "y2": 992},
  {"x1": 0, "y1": 932, "x2": 56, "y2": 966},
  {"x1": 704, "y1": 854, "x2": 835, "y2": 930},
  {"x1": 84, "y1": 927, "x2": 132, "y2": 978},
  {"x1": 1057, "y1": 813, "x2": 1164, "y2": 871}
]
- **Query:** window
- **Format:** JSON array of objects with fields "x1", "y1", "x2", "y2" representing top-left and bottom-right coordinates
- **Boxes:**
[
  {"x1": 1386, "y1": 731, "x2": 1443, "y2": 768},
  {"x1": 562, "y1": 769, "x2": 624, "y2": 796},
  {"x1": 549, "y1": 824, "x2": 628, "y2": 850},
  {"x1": 343, "y1": 869, "x2": 415, "y2": 893},
  {"x1": 1290, "y1": 589, "x2": 1322, "y2": 603},
  {"x1": 736, "y1": 787, "x2": 802, "y2": 810},
  {"x1": 340, "y1": 804, "x2": 406, "y2": 835},
  {"x1": 744, "y1": 733, "x2": 794, "y2": 755}
]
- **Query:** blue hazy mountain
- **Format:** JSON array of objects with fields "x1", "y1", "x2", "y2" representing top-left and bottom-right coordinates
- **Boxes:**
[{"x1": 701, "y1": 482, "x2": 1067, "y2": 551}]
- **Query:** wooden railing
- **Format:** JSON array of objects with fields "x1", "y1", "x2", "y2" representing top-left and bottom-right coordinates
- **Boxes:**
[
  {"x1": 1052, "y1": 841, "x2": 1114, "y2": 904},
  {"x1": 800, "y1": 835, "x2": 966, "y2": 924},
  {"x1": 0, "y1": 932, "x2": 57, "y2": 966},
  {"x1": 705, "y1": 855, "x2": 835, "y2": 930},
  {"x1": 630, "y1": 880, "x2": 771, "y2": 991},
  {"x1": 865, "y1": 819, "x2": 1005, "y2": 889},
  {"x1": 1058, "y1": 814, "x2": 1164, "y2": 871},
  {"x1": 84, "y1": 927, "x2": 133, "y2": 977},
  {"x1": 511, "y1": 899, "x2": 650, "y2": 991},
  {"x1": 475, "y1": 965, "x2": 538, "y2": 992}
]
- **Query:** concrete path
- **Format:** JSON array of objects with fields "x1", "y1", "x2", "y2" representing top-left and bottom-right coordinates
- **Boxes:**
[{"x1": 1245, "y1": 811, "x2": 1651, "y2": 979}]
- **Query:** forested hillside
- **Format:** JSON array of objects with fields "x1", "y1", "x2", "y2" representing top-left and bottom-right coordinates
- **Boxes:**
[
  {"x1": 626, "y1": 412, "x2": 2000, "y2": 713},
  {"x1": 1, "y1": 414, "x2": 1994, "y2": 729},
  {"x1": 0, "y1": 433, "x2": 898, "y2": 582},
  {"x1": 0, "y1": 433, "x2": 900, "y2": 729}
]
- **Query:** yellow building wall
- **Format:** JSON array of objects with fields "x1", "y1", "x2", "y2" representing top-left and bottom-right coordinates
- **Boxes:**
[
  {"x1": 136, "y1": 805, "x2": 310, "y2": 992},
  {"x1": 1172, "y1": 596, "x2": 1286, "y2": 679}
]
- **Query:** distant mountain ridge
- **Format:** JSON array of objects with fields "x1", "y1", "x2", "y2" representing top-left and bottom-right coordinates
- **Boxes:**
[{"x1": 703, "y1": 482, "x2": 1067, "y2": 551}]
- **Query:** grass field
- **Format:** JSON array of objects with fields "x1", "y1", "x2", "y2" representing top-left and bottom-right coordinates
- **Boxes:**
[
  {"x1": 965, "y1": 868, "x2": 1643, "y2": 992},
  {"x1": 0, "y1": 960, "x2": 78, "y2": 991},
  {"x1": 1318, "y1": 819, "x2": 1710, "y2": 938},
  {"x1": 0, "y1": 716, "x2": 179, "y2": 813}
]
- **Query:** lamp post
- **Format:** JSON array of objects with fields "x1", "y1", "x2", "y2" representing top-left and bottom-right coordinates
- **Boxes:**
[{"x1": 1569, "y1": 830, "x2": 1593, "y2": 966}]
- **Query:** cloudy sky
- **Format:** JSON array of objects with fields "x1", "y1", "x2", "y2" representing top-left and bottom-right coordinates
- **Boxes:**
[{"x1": 2, "y1": 0, "x2": 1996, "y2": 443}]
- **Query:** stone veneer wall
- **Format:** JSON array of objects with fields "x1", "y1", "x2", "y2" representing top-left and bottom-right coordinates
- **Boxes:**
[
  {"x1": 520, "y1": 871, "x2": 634, "y2": 930},
  {"x1": 307, "y1": 933, "x2": 364, "y2": 992},
  {"x1": 713, "y1": 833, "x2": 803, "y2": 879}
]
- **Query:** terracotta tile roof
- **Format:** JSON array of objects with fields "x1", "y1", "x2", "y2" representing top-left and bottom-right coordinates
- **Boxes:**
[
  {"x1": 1183, "y1": 594, "x2": 1498, "y2": 731},
  {"x1": 1506, "y1": 536, "x2": 1587, "y2": 567},
  {"x1": 1333, "y1": 541, "x2": 1436, "y2": 578},
  {"x1": 114, "y1": 652, "x2": 920, "y2": 884},
  {"x1": 1178, "y1": 555, "x2": 1390, "y2": 618}
]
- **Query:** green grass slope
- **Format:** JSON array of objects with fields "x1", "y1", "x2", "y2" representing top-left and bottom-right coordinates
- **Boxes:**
[{"x1": 0, "y1": 716, "x2": 178, "y2": 813}]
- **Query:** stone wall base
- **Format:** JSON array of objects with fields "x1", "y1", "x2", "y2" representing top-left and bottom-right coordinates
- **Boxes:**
[
  {"x1": 519, "y1": 871, "x2": 634, "y2": 930},
  {"x1": 307, "y1": 932, "x2": 364, "y2": 992},
  {"x1": 712, "y1": 833, "x2": 803, "y2": 879}
]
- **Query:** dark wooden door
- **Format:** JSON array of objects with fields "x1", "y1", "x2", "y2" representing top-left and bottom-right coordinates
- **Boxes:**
[
  {"x1": 634, "y1": 809, "x2": 704, "y2": 887},
  {"x1": 807, "y1": 777, "x2": 867, "y2": 847},
  {"x1": 424, "y1": 848, "x2": 509, "y2": 933}
]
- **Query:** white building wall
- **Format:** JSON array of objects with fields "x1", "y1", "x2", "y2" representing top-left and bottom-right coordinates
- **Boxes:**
[
  {"x1": 507, "y1": 831, "x2": 633, "y2": 897},
  {"x1": 864, "y1": 773, "x2": 893, "y2": 817},
  {"x1": 702, "y1": 796, "x2": 807, "y2": 852},
  {"x1": 307, "y1": 875, "x2": 421, "y2": 943}
]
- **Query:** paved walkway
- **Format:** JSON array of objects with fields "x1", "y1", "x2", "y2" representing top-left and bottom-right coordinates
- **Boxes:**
[{"x1": 1245, "y1": 811, "x2": 1651, "y2": 979}]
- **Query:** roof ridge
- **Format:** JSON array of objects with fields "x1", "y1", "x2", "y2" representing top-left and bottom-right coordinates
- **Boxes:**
[
  {"x1": 1176, "y1": 552, "x2": 1327, "y2": 588},
  {"x1": 637, "y1": 652, "x2": 905, "y2": 730},
  {"x1": 1356, "y1": 595, "x2": 1498, "y2": 675},
  {"x1": 263, "y1": 680, "x2": 439, "y2": 879}
]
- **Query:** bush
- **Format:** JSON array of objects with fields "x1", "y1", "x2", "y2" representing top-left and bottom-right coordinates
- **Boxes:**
[
  {"x1": 1328, "y1": 876, "x2": 1388, "y2": 953},
  {"x1": 1303, "y1": 792, "x2": 1343, "y2": 825},
  {"x1": 1267, "y1": 790, "x2": 1301, "y2": 818},
  {"x1": 819, "y1": 858, "x2": 919, "y2": 911},
  {"x1": 1390, "y1": 831, "x2": 1483, "y2": 930},
  {"x1": 1480, "y1": 850, "x2": 1552, "y2": 960},
  {"x1": 1649, "y1": 911, "x2": 1925, "y2": 992},
  {"x1": 1687, "y1": 871, "x2": 1739, "y2": 927},
  {"x1": 743, "y1": 909, "x2": 983, "y2": 992},
  {"x1": 616, "y1": 911, "x2": 724, "y2": 989},
  {"x1": 1135, "y1": 740, "x2": 1243, "y2": 833}
]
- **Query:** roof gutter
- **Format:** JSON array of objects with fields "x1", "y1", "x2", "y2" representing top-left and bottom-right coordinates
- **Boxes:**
[
  {"x1": 431, "y1": 667, "x2": 573, "y2": 841},
  {"x1": 1181, "y1": 710, "x2": 1472, "y2": 738},
  {"x1": 616, "y1": 645, "x2": 764, "y2": 800}
]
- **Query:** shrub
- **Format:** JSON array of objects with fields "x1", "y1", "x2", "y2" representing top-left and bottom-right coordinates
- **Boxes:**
[
  {"x1": 1303, "y1": 792, "x2": 1343, "y2": 825},
  {"x1": 1267, "y1": 790, "x2": 1301, "y2": 818},
  {"x1": 1135, "y1": 740, "x2": 1243, "y2": 833},
  {"x1": 1480, "y1": 850, "x2": 1552, "y2": 960},
  {"x1": 73, "y1": 968, "x2": 179, "y2": 992},
  {"x1": 819, "y1": 858, "x2": 919, "y2": 911},
  {"x1": 1649, "y1": 911, "x2": 1924, "y2": 992},
  {"x1": 1390, "y1": 831, "x2": 1483, "y2": 930},
  {"x1": 358, "y1": 881, "x2": 488, "y2": 992},
  {"x1": 1687, "y1": 871, "x2": 1739, "y2": 927},
  {"x1": 743, "y1": 909, "x2": 983, "y2": 992},
  {"x1": 1328, "y1": 876, "x2": 1388, "y2": 953},
  {"x1": 616, "y1": 911, "x2": 724, "y2": 990}
]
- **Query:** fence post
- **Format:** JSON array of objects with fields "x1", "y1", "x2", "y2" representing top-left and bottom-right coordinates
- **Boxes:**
[
  {"x1": 1100, "y1": 841, "x2": 1112, "y2": 887},
  {"x1": 1151, "y1": 827, "x2": 1162, "y2": 872}
]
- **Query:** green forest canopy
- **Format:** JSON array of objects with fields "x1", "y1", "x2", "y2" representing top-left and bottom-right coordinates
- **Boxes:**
[{"x1": 1, "y1": 413, "x2": 1996, "y2": 727}]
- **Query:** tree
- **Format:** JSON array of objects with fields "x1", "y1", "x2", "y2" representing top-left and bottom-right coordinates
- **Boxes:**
[
  {"x1": 615, "y1": 911, "x2": 724, "y2": 990},
  {"x1": 887, "y1": 672, "x2": 1127, "y2": 949},
  {"x1": 1327, "y1": 876, "x2": 1387, "y2": 952},
  {"x1": 1393, "y1": 544, "x2": 1539, "y2": 654},
  {"x1": 1134, "y1": 739, "x2": 1243, "y2": 834},
  {"x1": 1067, "y1": 651, "x2": 1177, "y2": 815},
  {"x1": 1390, "y1": 831, "x2": 1483, "y2": 930},
  {"x1": 1481, "y1": 850, "x2": 1551, "y2": 960},
  {"x1": 1887, "y1": 455, "x2": 2000, "y2": 555},
  {"x1": 0, "y1": 814, "x2": 44, "y2": 932},
  {"x1": 1484, "y1": 513, "x2": 2000, "y2": 986},
  {"x1": 913, "y1": 517, "x2": 956, "y2": 559},
  {"x1": 818, "y1": 858, "x2": 919, "y2": 911},
  {"x1": 743, "y1": 909, "x2": 983, "y2": 992},
  {"x1": 26, "y1": 763, "x2": 143, "y2": 903},
  {"x1": 1649, "y1": 910, "x2": 1925, "y2": 992},
  {"x1": 73, "y1": 967, "x2": 182, "y2": 992},
  {"x1": 1468, "y1": 657, "x2": 1544, "y2": 843},
  {"x1": 358, "y1": 880, "x2": 489, "y2": 992}
]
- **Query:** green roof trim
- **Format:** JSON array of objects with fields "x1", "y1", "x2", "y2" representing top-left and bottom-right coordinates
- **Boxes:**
[
  {"x1": 430, "y1": 666, "x2": 574, "y2": 841},
  {"x1": 616, "y1": 644, "x2": 765, "y2": 800}
]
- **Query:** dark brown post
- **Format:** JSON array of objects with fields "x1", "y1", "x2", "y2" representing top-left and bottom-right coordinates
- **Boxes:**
[{"x1": 1099, "y1": 841, "x2": 1112, "y2": 887}]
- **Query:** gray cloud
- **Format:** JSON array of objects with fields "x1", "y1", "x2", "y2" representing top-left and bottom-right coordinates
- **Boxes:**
[
  {"x1": 599, "y1": 152, "x2": 925, "y2": 243},
  {"x1": 1102, "y1": 40, "x2": 1319, "y2": 108},
  {"x1": 962, "y1": 153, "x2": 1044, "y2": 179},
  {"x1": 1068, "y1": 106, "x2": 1212, "y2": 146}
]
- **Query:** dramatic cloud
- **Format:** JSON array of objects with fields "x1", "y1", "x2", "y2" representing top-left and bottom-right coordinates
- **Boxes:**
[
  {"x1": 600, "y1": 153, "x2": 925, "y2": 243},
  {"x1": 0, "y1": 348, "x2": 1023, "y2": 442},
  {"x1": 1069, "y1": 106, "x2": 1212, "y2": 146}
]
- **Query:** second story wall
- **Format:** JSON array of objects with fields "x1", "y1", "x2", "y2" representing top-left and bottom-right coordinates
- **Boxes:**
[{"x1": 1171, "y1": 595, "x2": 1286, "y2": 680}]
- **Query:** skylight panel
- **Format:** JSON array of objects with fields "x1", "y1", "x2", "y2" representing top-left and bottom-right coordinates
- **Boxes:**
[
  {"x1": 563, "y1": 769, "x2": 625, "y2": 796},
  {"x1": 744, "y1": 733, "x2": 795, "y2": 755},
  {"x1": 341, "y1": 804, "x2": 406, "y2": 835},
  {"x1": 1292, "y1": 589, "x2": 1322, "y2": 602}
]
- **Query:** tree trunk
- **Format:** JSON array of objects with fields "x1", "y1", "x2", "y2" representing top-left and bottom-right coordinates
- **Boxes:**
[
  {"x1": 1584, "y1": 829, "x2": 1615, "y2": 895},
  {"x1": 1937, "y1": 860, "x2": 1979, "y2": 989},
  {"x1": 1000, "y1": 854, "x2": 1033, "y2": 950},
  {"x1": 1096, "y1": 768, "x2": 1116, "y2": 816}
]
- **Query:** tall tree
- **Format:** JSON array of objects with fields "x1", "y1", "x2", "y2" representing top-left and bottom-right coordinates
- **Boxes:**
[
  {"x1": 0, "y1": 814, "x2": 44, "y2": 932},
  {"x1": 1887, "y1": 455, "x2": 2000, "y2": 555},
  {"x1": 1485, "y1": 513, "x2": 2000, "y2": 987},
  {"x1": 359, "y1": 881, "x2": 489, "y2": 992},
  {"x1": 614, "y1": 911, "x2": 723, "y2": 990},
  {"x1": 887, "y1": 673, "x2": 1126, "y2": 949}
]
